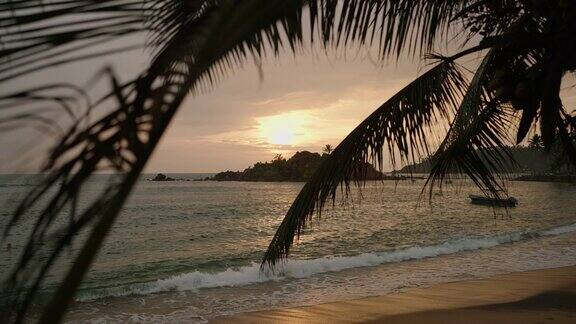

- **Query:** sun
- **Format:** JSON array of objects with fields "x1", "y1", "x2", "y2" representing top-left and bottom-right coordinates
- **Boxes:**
[
  {"x1": 268, "y1": 127, "x2": 295, "y2": 145},
  {"x1": 257, "y1": 111, "x2": 310, "y2": 146}
]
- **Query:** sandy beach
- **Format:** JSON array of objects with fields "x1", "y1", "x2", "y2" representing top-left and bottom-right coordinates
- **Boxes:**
[{"x1": 212, "y1": 265, "x2": 576, "y2": 323}]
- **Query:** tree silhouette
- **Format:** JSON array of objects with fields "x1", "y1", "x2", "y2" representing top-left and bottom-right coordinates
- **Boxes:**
[
  {"x1": 322, "y1": 144, "x2": 333, "y2": 155},
  {"x1": 528, "y1": 134, "x2": 544, "y2": 151}
]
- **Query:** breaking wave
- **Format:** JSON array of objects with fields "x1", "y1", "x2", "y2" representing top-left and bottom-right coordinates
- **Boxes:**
[{"x1": 76, "y1": 222, "x2": 576, "y2": 301}]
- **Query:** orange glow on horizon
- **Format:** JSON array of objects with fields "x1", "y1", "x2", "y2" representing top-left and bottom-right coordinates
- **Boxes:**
[{"x1": 257, "y1": 111, "x2": 312, "y2": 146}]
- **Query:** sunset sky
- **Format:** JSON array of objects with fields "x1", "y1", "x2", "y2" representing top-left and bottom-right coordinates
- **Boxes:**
[
  {"x1": 151, "y1": 49, "x2": 423, "y2": 172},
  {"x1": 2, "y1": 39, "x2": 575, "y2": 173}
]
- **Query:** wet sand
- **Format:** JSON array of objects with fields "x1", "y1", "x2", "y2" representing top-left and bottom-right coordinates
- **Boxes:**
[{"x1": 212, "y1": 266, "x2": 576, "y2": 323}]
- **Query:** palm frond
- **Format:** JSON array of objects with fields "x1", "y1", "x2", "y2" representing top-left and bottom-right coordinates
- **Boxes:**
[
  {"x1": 0, "y1": 0, "x2": 474, "y2": 83},
  {"x1": 262, "y1": 60, "x2": 466, "y2": 267},
  {"x1": 316, "y1": 0, "x2": 473, "y2": 58},
  {"x1": 2, "y1": 0, "x2": 315, "y2": 321},
  {"x1": 0, "y1": 0, "x2": 147, "y2": 82},
  {"x1": 425, "y1": 51, "x2": 515, "y2": 198}
]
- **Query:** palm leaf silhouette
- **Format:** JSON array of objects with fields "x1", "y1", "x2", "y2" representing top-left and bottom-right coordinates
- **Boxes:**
[
  {"x1": 2, "y1": 1, "x2": 315, "y2": 321},
  {"x1": 426, "y1": 51, "x2": 516, "y2": 198},
  {"x1": 262, "y1": 59, "x2": 467, "y2": 266}
]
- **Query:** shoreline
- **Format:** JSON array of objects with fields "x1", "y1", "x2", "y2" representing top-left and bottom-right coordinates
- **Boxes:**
[
  {"x1": 212, "y1": 265, "x2": 576, "y2": 323},
  {"x1": 513, "y1": 174, "x2": 576, "y2": 183}
]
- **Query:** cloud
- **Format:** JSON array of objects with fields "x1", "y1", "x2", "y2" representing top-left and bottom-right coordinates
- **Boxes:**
[
  {"x1": 12, "y1": 36, "x2": 573, "y2": 173},
  {"x1": 144, "y1": 51, "x2": 422, "y2": 172}
]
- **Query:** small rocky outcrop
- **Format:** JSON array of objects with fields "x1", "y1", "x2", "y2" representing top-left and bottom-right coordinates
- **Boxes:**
[{"x1": 151, "y1": 173, "x2": 175, "y2": 181}]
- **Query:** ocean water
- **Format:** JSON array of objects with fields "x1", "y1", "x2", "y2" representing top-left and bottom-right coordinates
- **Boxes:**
[{"x1": 1, "y1": 174, "x2": 576, "y2": 322}]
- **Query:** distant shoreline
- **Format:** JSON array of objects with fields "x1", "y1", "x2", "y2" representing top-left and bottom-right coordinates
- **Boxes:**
[
  {"x1": 144, "y1": 172, "x2": 576, "y2": 184},
  {"x1": 206, "y1": 174, "x2": 425, "y2": 182},
  {"x1": 512, "y1": 174, "x2": 576, "y2": 183}
]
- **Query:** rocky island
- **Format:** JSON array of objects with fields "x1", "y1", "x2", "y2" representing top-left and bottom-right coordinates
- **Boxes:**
[
  {"x1": 208, "y1": 150, "x2": 406, "y2": 182},
  {"x1": 149, "y1": 173, "x2": 190, "y2": 181},
  {"x1": 151, "y1": 173, "x2": 175, "y2": 181}
]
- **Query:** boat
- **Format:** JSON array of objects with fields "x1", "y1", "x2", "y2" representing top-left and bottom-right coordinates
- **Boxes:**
[{"x1": 468, "y1": 194, "x2": 518, "y2": 207}]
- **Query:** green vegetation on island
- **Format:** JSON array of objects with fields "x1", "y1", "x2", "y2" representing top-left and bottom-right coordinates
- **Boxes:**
[{"x1": 210, "y1": 145, "x2": 405, "y2": 182}]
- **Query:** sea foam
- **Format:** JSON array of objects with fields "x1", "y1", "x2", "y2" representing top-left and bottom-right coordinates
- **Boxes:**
[{"x1": 76, "y1": 222, "x2": 576, "y2": 301}]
